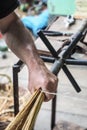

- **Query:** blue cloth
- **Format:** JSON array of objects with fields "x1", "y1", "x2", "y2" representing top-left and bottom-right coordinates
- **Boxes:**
[
  {"x1": 21, "y1": 9, "x2": 49, "y2": 36},
  {"x1": 42, "y1": 0, "x2": 47, "y2": 3}
]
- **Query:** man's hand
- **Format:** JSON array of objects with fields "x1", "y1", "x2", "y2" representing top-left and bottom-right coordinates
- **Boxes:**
[{"x1": 28, "y1": 59, "x2": 58, "y2": 102}]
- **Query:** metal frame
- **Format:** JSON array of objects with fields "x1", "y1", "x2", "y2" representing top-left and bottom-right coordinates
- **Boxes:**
[
  {"x1": 13, "y1": 19, "x2": 87, "y2": 130},
  {"x1": 13, "y1": 60, "x2": 24, "y2": 115}
]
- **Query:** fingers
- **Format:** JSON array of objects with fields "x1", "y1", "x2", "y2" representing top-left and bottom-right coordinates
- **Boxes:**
[
  {"x1": 40, "y1": 77, "x2": 58, "y2": 101},
  {"x1": 42, "y1": 91, "x2": 55, "y2": 102},
  {"x1": 41, "y1": 85, "x2": 57, "y2": 102},
  {"x1": 28, "y1": 68, "x2": 58, "y2": 102},
  {"x1": 28, "y1": 85, "x2": 56, "y2": 101}
]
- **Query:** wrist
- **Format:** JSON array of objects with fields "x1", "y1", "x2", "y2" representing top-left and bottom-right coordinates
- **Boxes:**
[{"x1": 26, "y1": 55, "x2": 45, "y2": 71}]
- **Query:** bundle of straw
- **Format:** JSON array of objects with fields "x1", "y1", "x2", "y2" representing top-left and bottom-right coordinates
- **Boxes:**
[{"x1": 5, "y1": 89, "x2": 44, "y2": 130}]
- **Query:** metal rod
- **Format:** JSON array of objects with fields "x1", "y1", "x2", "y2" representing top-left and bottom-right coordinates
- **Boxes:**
[
  {"x1": 42, "y1": 30, "x2": 73, "y2": 36},
  {"x1": 13, "y1": 60, "x2": 24, "y2": 116},
  {"x1": 40, "y1": 55, "x2": 55, "y2": 63},
  {"x1": 13, "y1": 65, "x2": 20, "y2": 115},
  {"x1": 50, "y1": 59, "x2": 64, "y2": 130},
  {"x1": 51, "y1": 95, "x2": 57, "y2": 130},
  {"x1": 40, "y1": 55, "x2": 87, "y2": 66},
  {"x1": 62, "y1": 65, "x2": 81, "y2": 92},
  {"x1": 38, "y1": 30, "x2": 58, "y2": 58},
  {"x1": 65, "y1": 59, "x2": 87, "y2": 65},
  {"x1": 42, "y1": 30, "x2": 64, "y2": 36}
]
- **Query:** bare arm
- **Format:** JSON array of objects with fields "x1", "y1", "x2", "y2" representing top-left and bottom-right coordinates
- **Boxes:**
[
  {"x1": 0, "y1": 12, "x2": 38, "y2": 64},
  {"x1": 0, "y1": 12, "x2": 58, "y2": 101}
]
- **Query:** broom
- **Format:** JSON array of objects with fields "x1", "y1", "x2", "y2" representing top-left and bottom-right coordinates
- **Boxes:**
[{"x1": 5, "y1": 89, "x2": 45, "y2": 130}]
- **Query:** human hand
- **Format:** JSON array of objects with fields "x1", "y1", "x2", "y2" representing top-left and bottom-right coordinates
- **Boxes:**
[{"x1": 28, "y1": 60, "x2": 58, "y2": 102}]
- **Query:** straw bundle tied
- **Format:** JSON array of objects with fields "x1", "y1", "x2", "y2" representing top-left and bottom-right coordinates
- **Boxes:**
[{"x1": 5, "y1": 89, "x2": 44, "y2": 130}]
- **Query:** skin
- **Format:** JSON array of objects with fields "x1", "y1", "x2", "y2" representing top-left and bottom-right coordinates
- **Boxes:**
[{"x1": 0, "y1": 12, "x2": 58, "y2": 101}]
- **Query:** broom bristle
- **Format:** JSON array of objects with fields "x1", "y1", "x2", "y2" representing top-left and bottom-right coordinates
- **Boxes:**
[{"x1": 5, "y1": 89, "x2": 44, "y2": 130}]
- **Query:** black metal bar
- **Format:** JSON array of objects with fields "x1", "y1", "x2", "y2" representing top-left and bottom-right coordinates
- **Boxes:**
[
  {"x1": 42, "y1": 30, "x2": 73, "y2": 36},
  {"x1": 40, "y1": 55, "x2": 87, "y2": 66},
  {"x1": 38, "y1": 30, "x2": 58, "y2": 58},
  {"x1": 62, "y1": 65, "x2": 81, "y2": 92},
  {"x1": 42, "y1": 30, "x2": 64, "y2": 36},
  {"x1": 50, "y1": 59, "x2": 65, "y2": 130},
  {"x1": 13, "y1": 60, "x2": 24, "y2": 116},
  {"x1": 16, "y1": 60, "x2": 24, "y2": 70},
  {"x1": 51, "y1": 95, "x2": 57, "y2": 130},
  {"x1": 13, "y1": 64, "x2": 20, "y2": 116},
  {"x1": 65, "y1": 59, "x2": 87, "y2": 65},
  {"x1": 40, "y1": 55, "x2": 55, "y2": 63}
]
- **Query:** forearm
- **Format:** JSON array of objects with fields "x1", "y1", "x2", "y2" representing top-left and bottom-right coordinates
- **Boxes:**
[{"x1": 0, "y1": 12, "x2": 43, "y2": 68}]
